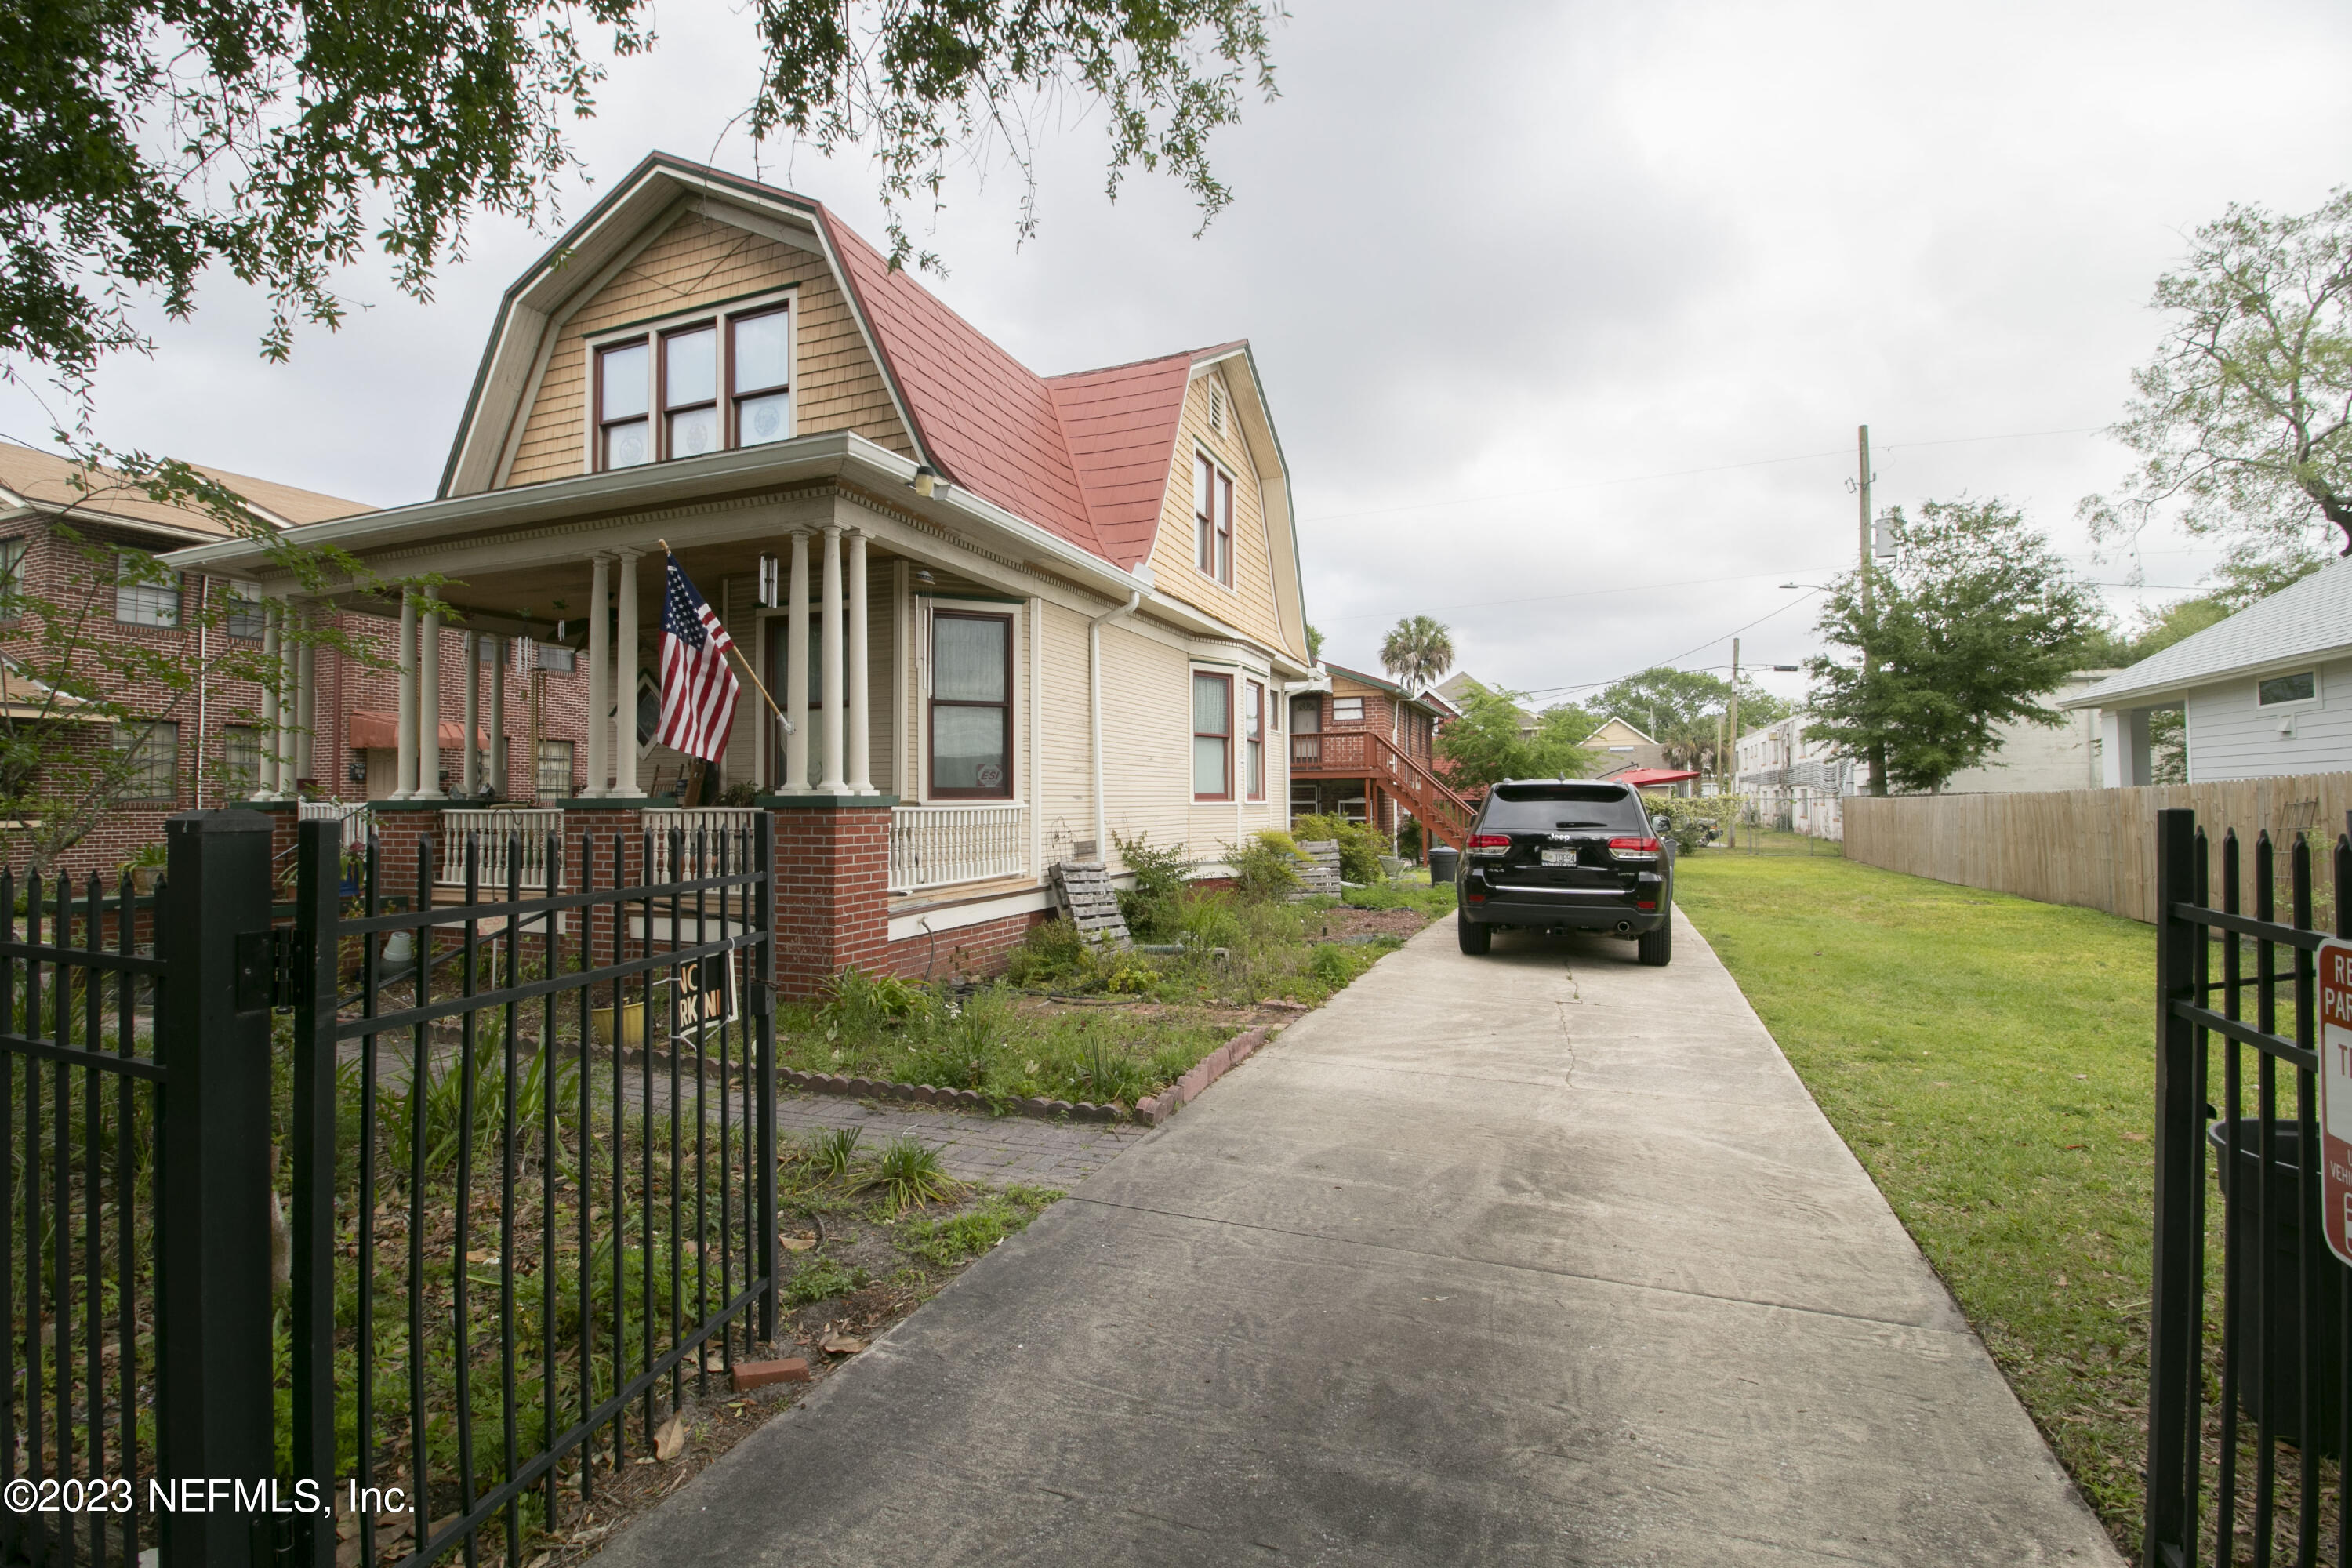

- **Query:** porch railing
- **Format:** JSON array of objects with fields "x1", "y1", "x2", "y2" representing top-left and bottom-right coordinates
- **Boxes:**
[
  {"x1": 299, "y1": 797, "x2": 373, "y2": 837},
  {"x1": 891, "y1": 803, "x2": 1029, "y2": 893},
  {"x1": 438, "y1": 808, "x2": 565, "y2": 889},
  {"x1": 645, "y1": 808, "x2": 763, "y2": 883}
]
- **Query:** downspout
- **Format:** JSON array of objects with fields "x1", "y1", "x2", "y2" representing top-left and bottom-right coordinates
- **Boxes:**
[
  {"x1": 1087, "y1": 588, "x2": 1142, "y2": 861},
  {"x1": 192, "y1": 578, "x2": 210, "y2": 809}
]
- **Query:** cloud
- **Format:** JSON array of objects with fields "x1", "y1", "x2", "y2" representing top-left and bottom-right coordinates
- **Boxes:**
[{"x1": 5, "y1": 0, "x2": 2348, "y2": 706}]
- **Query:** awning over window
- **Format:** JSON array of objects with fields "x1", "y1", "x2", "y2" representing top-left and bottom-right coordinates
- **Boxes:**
[{"x1": 347, "y1": 710, "x2": 490, "y2": 750}]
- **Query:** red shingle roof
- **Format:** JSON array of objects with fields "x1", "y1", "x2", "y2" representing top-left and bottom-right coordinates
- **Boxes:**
[{"x1": 820, "y1": 210, "x2": 1214, "y2": 572}]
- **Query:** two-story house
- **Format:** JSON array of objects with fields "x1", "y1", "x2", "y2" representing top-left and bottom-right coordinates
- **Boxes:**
[
  {"x1": 162, "y1": 151, "x2": 1314, "y2": 989},
  {"x1": 1288, "y1": 661, "x2": 1468, "y2": 850}
]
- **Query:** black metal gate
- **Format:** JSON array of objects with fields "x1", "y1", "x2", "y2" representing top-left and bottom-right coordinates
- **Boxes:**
[
  {"x1": 2149, "y1": 806, "x2": 2351, "y2": 1568},
  {"x1": 4, "y1": 808, "x2": 779, "y2": 1568}
]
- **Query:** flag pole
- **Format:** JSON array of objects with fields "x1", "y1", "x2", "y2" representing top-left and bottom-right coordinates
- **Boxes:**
[{"x1": 656, "y1": 539, "x2": 791, "y2": 729}]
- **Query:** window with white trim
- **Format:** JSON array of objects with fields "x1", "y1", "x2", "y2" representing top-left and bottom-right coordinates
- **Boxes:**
[
  {"x1": 0, "y1": 538, "x2": 26, "y2": 620},
  {"x1": 114, "y1": 551, "x2": 180, "y2": 627},
  {"x1": 1193, "y1": 672, "x2": 1232, "y2": 800},
  {"x1": 114, "y1": 721, "x2": 177, "y2": 800},
  {"x1": 1193, "y1": 452, "x2": 1233, "y2": 586},
  {"x1": 535, "y1": 739, "x2": 575, "y2": 798},
  {"x1": 2257, "y1": 671, "x2": 2320, "y2": 706},
  {"x1": 224, "y1": 582, "x2": 266, "y2": 640},
  {"x1": 1332, "y1": 696, "x2": 1363, "y2": 723},
  {"x1": 593, "y1": 296, "x2": 793, "y2": 471},
  {"x1": 931, "y1": 612, "x2": 1013, "y2": 798}
]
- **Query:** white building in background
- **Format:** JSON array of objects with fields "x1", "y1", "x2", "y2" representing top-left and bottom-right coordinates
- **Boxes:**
[
  {"x1": 2063, "y1": 560, "x2": 2352, "y2": 784},
  {"x1": 1736, "y1": 671, "x2": 2116, "y2": 838}
]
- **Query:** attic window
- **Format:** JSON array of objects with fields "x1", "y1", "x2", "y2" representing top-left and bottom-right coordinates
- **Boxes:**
[
  {"x1": 2258, "y1": 670, "x2": 2319, "y2": 706},
  {"x1": 1207, "y1": 382, "x2": 1226, "y2": 435},
  {"x1": 592, "y1": 296, "x2": 793, "y2": 471},
  {"x1": 1193, "y1": 451, "x2": 1234, "y2": 586}
]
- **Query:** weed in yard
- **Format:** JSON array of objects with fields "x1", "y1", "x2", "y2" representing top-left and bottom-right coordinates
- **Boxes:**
[
  {"x1": 808, "y1": 1126, "x2": 864, "y2": 1179},
  {"x1": 895, "y1": 1189, "x2": 1058, "y2": 1265},
  {"x1": 864, "y1": 1137, "x2": 961, "y2": 1213},
  {"x1": 1308, "y1": 943, "x2": 1356, "y2": 987},
  {"x1": 785, "y1": 1254, "x2": 870, "y2": 1306},
  {"x1": 820, "y1": 967, "x2": 928, "y2": 1033}
]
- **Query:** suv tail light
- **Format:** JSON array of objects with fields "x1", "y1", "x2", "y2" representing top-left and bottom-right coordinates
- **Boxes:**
[
  {"x1": 1469, "y1": 833, "x2": 1512, "y2": 856},
  {"x1": 1609, "y1": 836, "x2": 1663, "y2": 862}
]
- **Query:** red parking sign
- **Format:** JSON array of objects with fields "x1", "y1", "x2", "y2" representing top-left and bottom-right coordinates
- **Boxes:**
[{"x1": 2319, "y1": 938, "x2": 2352, "y2": 1268}]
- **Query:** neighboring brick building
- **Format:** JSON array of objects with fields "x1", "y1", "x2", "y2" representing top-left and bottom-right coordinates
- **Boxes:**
[
  {"x1": 1287, "y1": 661, "x2": 1468, "y2": 851},
  {"x1": 0, "y1": 445, "x2": 596, "y2": 878}
]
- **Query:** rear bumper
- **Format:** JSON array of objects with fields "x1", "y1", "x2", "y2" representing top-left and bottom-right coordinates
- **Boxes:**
[{"x1": 1461, "y1": 891, "x2": 1668, "y2": 932}]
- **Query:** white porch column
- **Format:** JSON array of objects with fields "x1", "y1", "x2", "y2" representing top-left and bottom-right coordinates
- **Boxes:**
[
  {"x1": 490, "y1": 637, "x2": 508, "y2": 796},
  {"x1": 585, "y1": 554, "x2": 612, "y2": 797},
  {"x1": 461, "y1": 630, "x2": 481, "y2": 795},
  {"x1": 847, "y1": 530, "x2": 871, "y2": 793},
  {"x1": 394, "y1": 596, "x2": 418, "y2": 799},
  {"x1": 293, "y1": 611, "x2": 315, "y2": 790},
  {"x1": 416, "y1": 608, "x2": 444, "y2": 800},
  {"x1": 2099, "y1": 707, "x2": 2154, "y2": 788},
  {"x1": 259, "y1": 604, "x2": 283, "y2": 799},
  {"x1": 615, "y1": 548, "x2": 643, "y2": 798},
  {"x1": 278, "y1": 602, "x2": 304, "y2": 795},
  {"x1": 819, "y1": 524, "x2": 847, "y2": 793},
  {"x1": 785, "y1": 531, "x2": 810, "y2": 792}
]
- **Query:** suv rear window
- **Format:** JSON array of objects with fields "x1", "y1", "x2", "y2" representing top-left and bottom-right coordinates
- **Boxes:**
[{"x1": 1480, "y1": 783, "x2": 1649, "y2": 833}]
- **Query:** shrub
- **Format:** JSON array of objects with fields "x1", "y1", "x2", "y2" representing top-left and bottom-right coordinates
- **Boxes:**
[
  {"x1": 1644, "y1": 793, "x2": 1744, "y2": 855},
  {"x1": 1174, "y1": 890, "x2": 1245, "y2": 951},
  {"x1": 1112, "y1": 829, "x2": 1192, "y2": 939},
  {"x1": 1291, "y1": 813, "x2": 1389, "y2": 883},
  {"x1": 1006, "y1": 917, "x2": 1091, "y2": 986},
  {"x1": 819, "y1": 967, "x2": 927, "y2": 1033},
  {"x1": 1227, "y1": 829, "x2": 1307, "y2": 904},
  {"x1": 1308, "y1": 943, "x2": 1356, "y2": 986},
  {"x1": 864, "y1": 1136, "x2": 961, "y2": 1212}
]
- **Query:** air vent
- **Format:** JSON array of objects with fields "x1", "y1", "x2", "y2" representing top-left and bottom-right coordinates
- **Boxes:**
[{"x1": 1207, "y1": 382, "x2": 1225, "y2": 435}]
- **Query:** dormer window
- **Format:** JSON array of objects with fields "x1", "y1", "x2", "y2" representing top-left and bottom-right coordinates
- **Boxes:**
[{"x1": 592, "y1": 296, "x2": 793, "y2": 471}]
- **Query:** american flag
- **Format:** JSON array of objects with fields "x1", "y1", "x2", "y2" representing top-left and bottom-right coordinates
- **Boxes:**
[{"x1": 655, "y1": 553, "x2": 740, "y2": 763}]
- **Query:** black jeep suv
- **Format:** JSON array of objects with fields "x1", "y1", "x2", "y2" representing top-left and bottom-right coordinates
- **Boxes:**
[{"x1": 1454, "y1": 779, "x2": 1673, "y2": 965}]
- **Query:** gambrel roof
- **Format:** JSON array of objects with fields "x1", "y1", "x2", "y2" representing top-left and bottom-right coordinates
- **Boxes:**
[{"x1": 439, "y1": 153, "x2": 1283, "y2": 577}]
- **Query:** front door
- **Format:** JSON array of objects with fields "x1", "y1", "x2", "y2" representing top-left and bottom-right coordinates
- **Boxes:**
[
  {"x1": 364, "y1": 747, "x2": 398, "y2": 800},
  {"x1": 1290, "y1": 695, "x2": 1321, "y2": 734}
]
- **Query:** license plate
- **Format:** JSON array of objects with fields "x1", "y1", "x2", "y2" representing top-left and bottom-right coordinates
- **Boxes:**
[{"x1": 1541, "y1": 848, "x2": 1578, "y2": 867}]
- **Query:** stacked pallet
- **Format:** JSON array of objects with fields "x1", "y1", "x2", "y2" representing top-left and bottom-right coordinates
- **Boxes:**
[
  {"x1": 1050, "y1": 859, "x2": 1131, "y2": 949},
  {"x1": 1293, "y1": 840, "x2": 1344, "y2": 899}
]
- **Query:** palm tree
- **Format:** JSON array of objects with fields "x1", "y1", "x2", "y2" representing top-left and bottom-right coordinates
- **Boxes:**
[{"x1": 1380, "y1": 615, "x2": 1456, "y2": 695}]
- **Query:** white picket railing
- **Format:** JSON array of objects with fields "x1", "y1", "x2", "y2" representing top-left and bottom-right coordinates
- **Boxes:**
[
  {"x1": 438, "y1": 808, "x2": 565, "y2": 889},
  {"x1": 644, "y1": 807, "x2": 763, "y2": 882},
  {"x1": 889, "y1": 804, "x2": 1028, "y2": 893},
  {"x1": 298, "y1": 797, "x2": 373, "y2": 841}
]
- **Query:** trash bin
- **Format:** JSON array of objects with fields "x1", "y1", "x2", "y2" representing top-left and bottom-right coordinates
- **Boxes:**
[
  {"x1": 1428, "y1": 846, "x2": 1459, "y2": 886},
  {"x1": 2209, "y1": 1118, "x2": 2346, "y2": 1451}
]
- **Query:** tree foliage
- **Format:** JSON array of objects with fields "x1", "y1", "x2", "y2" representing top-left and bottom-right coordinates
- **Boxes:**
[
  {"x1": 1595, "y1": 666, "x2": 1787, "y2": 772},
  {"x1": 2082, "y1": 187, "x2": 2352, "y2": 572},
  {"x1": 1436, "y1": 681, "x2": 1598, "y2": 791},
  {"x1": 1378, "y1": 614, "x2": 1454, "y2": 693},
  {"x1": 1806, "y1": 499, "x2": 2101, "y2": 795},
  {"x1": 1, "y1": 0, "x2": 1279, "y2": 411}
]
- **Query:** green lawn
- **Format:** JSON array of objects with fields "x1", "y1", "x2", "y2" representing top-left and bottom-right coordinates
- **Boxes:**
[{"x1": 1674, "y1": 847, "x2": 2155, "y2": 1552}]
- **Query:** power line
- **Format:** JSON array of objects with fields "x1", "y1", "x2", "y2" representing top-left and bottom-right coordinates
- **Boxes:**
[
  {"x1": 1321, "y1": 565, "x2": 1843, "y2": 623},
  {"x1": 1519, "y1": 590, "x2": 1828, "y2": 700},
  {"x1": 1296, "y1": 423, "x2": 2106, "y2": 527}
]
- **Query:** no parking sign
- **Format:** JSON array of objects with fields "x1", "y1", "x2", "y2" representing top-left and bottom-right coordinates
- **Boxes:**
[{"x1": 2320, "y1": 938, "x2": 2352, "y2": 1267}]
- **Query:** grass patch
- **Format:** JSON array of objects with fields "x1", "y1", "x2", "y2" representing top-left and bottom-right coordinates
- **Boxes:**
[
  {"x1": 1674, "y1": 849, "x2": 2157, "y2": 1552},
  {"x1": 894, "y1": 1186, "x2": 1060, "y2": 1267}
]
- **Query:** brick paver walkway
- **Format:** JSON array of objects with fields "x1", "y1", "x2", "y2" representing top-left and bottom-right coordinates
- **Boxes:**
[{"x1": 771, "y1": 1090, "x2": 1147, "y2": 1189}]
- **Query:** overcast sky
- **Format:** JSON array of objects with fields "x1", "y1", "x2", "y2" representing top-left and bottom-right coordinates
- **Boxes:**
[{"x1": 9, "y1": 0, "x2": 2351, "y2": 710}]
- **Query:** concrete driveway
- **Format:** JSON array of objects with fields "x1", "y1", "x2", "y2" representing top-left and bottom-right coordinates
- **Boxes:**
[{"x1": 591, "y1": 912, "x2": 2122, "y2": 1566}]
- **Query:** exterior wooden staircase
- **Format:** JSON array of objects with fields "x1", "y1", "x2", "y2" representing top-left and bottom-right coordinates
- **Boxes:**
[{"x1": 1290, "y1": 730, "x2": 1476, "y2": 851}]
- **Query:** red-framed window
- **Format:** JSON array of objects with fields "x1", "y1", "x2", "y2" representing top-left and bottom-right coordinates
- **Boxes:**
[
  {"x1": 1244, "y1": 680, "x2": 1265, "y2": 800},
  {"x1": 731, "y1": 306, "x2": 793, "y2": 445},
  {"x1": 1192, "y1": 671, "x2": 1232, "y2": 800},
  {"x1": 931, "y1": 611, "x2": 1014, "y2": 799},
  {"x1": 1194, "y1": 452, "x2": 1233, "y2": 586},
  {"x1": 595, "y1": 338, "x2": 652, "y2": 469}
]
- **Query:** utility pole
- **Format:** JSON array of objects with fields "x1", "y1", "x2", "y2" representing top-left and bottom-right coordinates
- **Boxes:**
[
  {"x1": 1727, "y1": 637, "x2": 1740, "y2": 847},
  {"x1": 1859, "y1": 423, "x2": 1887, "y2": 797}
]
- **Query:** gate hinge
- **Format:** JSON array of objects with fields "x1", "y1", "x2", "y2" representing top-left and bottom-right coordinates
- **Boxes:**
[{"x1": 234, "y1": 927, "x2": 299, "y2": 1013}]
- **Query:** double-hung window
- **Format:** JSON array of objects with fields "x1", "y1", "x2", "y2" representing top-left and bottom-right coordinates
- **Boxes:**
[
  {"x1": 1192, "y1": 672, "x2": 1232, "y2": 800},
  {"x1": 1333, "y1": 696, "x2": 1363, "y2": 724},
  {"x1": 222, "y1": 725, "x2": 261, "y2": 798},
  {"x1": 225, "y1": 582, "x2": 267, "y2": 639},
  {"x1": 1194, "y1": 452, "x2": 1233, "y2": 586},
  {"x1": 931, "y1": 612, "x2": 1012, "y2": 798},
  {"x1": 594, "y1": 297, "x2": 793, "y2": 470},
  {"x1": 114, "y1": 551, "x2": 180, "y2": 627},
  {"x1": 0, "y1": 538, "x2": 24, "y2": 620},
  {"x1": 114, "y1": 721, "x2": 177, "y2": 801},
  {"x1": 536, "y1": 739, "x2": 575, "y2": 798},
  {"x1": 1244, "y1": 680, "x2": 1265, "y2": 800}
]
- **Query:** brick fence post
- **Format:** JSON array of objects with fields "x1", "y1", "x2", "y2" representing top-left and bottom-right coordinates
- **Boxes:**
[{"x1": 763, "y1": 794, "x2": 895, "y2": 998}]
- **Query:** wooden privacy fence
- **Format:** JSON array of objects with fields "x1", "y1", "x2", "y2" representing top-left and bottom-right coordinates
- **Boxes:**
[{"x1": 1842, "y1": 771, "x2": 2352, "y2": 924}]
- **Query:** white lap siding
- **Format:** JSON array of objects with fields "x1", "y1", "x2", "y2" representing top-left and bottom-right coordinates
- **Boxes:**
[{"x1": 2183, "y1": 655, "x2": 2352, "y2": 780}]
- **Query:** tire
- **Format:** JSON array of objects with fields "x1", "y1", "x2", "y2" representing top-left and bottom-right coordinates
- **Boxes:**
[
  {"x1": 1457, "y1": 909, "x2": 1492, "y2": 955},
  {"x1": 1637, "y1": 915, "x2": 1673, "y2": 967}
]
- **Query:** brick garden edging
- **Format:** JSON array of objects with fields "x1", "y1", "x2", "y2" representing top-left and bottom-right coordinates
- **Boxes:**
[{"x1": 774, "y1": 1022, "x2": 1278, "y2": 1127}]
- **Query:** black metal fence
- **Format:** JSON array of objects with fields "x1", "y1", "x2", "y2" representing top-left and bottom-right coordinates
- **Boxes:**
[
  {"x1": 3, "y1": 808, "x2": 779, "y2": 1568},
  {"x1": 2148, "y1": 807, "x2": 2351, "y2": 1568}
]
